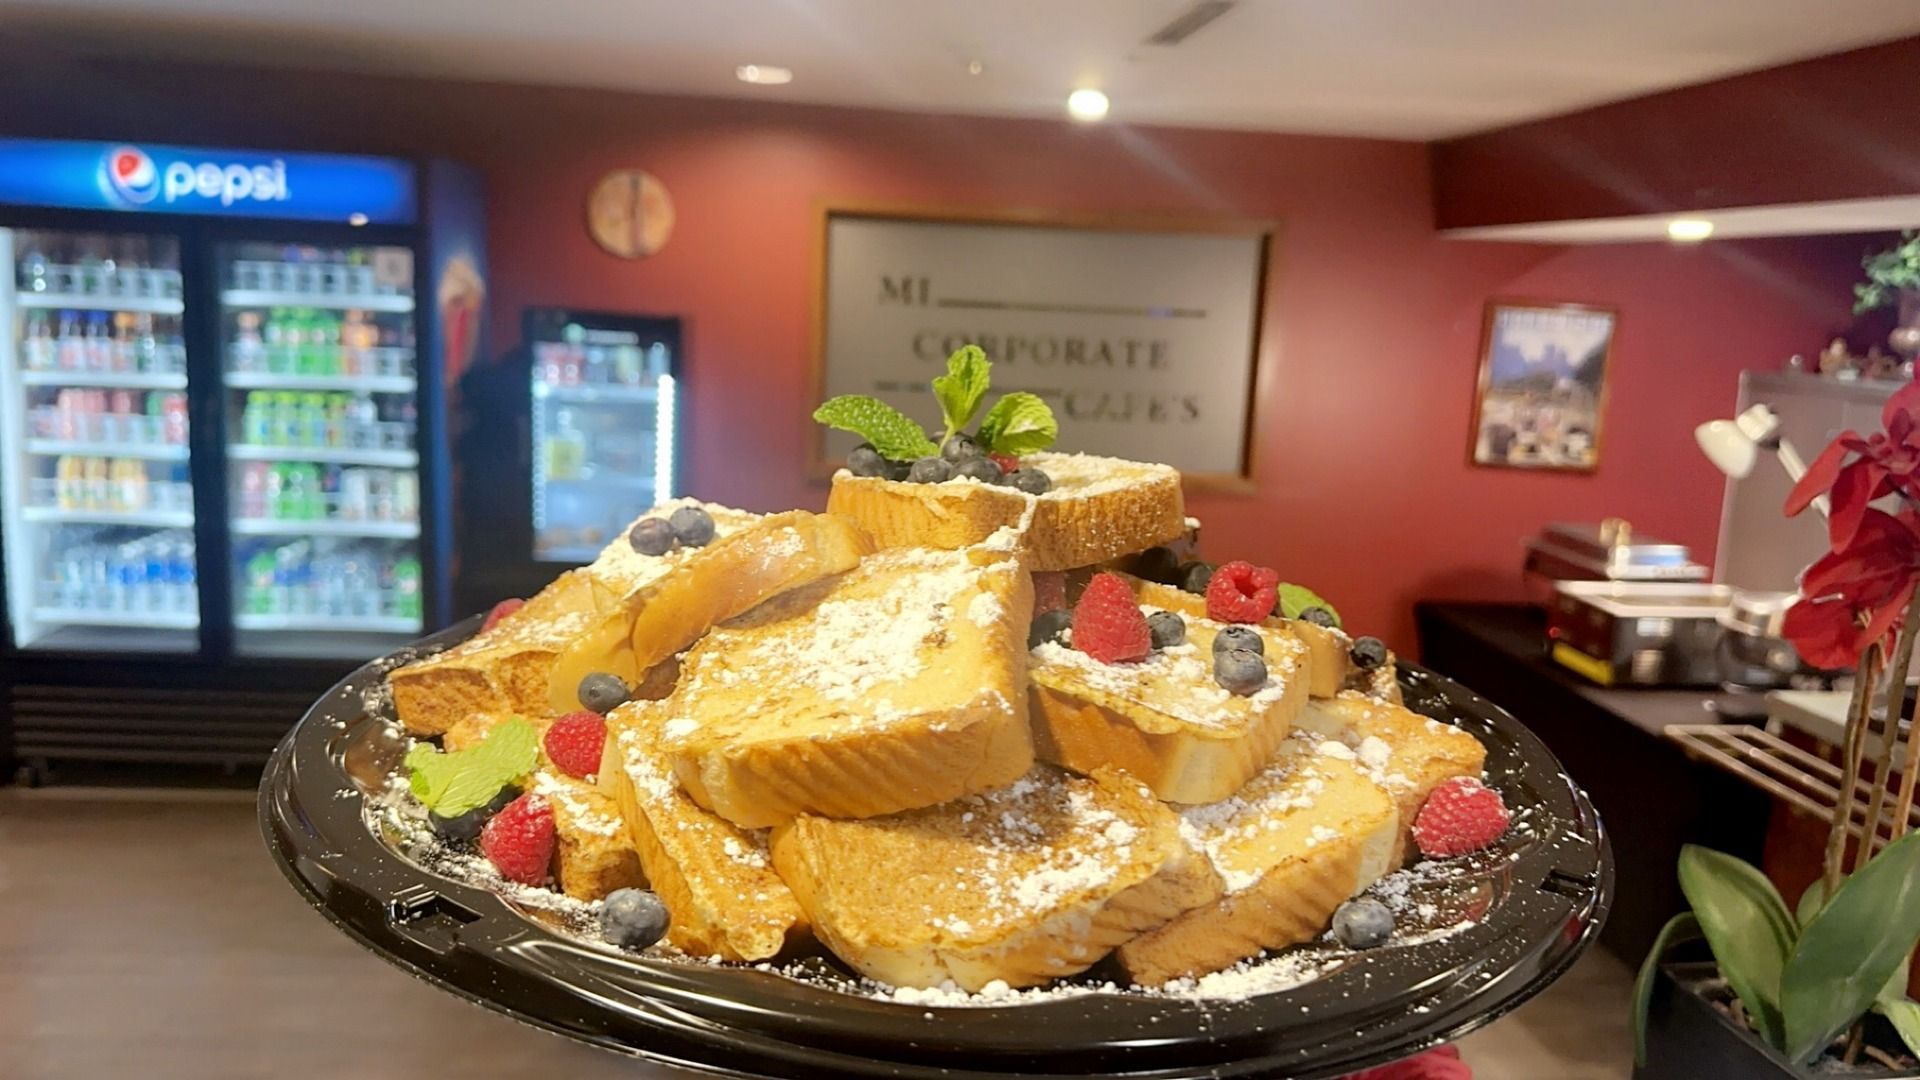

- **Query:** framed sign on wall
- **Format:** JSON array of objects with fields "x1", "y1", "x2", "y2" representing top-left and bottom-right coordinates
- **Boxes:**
[
  {"x1": 1469, "y1": 300, "x2": 1618, "y2": 472},
  {"x1": 811, "y1": 204, "x2": 1272, "y2": 488}
]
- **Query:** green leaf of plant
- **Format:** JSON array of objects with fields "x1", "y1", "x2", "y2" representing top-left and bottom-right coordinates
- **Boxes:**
[
  {"x1": 405, "y1": 717, "x2": 540, "y2": 818},
  {"x1": 1795, "y1": 878, "x2": 1832, "y2": 929},
  {"x1": 977, "y1": 392, "x2": 1058, "y2": 456},
  {"x1": 1782, "y1": 831, "x2": 1920, "y2": 1066},
  {"x1": 813, "y1": 395, "x2": 939, "y2": 462},
  {"x1": 1678, "y1": 844, "x2": 1796, "y2": 1051},
  {"x1": 1632, "y1": 911, "x2": 1702, "y2": 1067},
  {"x1": 1276, "y1": 583, "x2": 1342, "y2": 628},
  {"x1": 1877, "y1": 996, "x2": 1920, "y2": 1060},
  {"x1": 931, "y1": 345, "x2": 991, "y2": 443}
]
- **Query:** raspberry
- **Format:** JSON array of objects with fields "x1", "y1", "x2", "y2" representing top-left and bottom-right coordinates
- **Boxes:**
[
  {"x1": 481, "y1": 598, "x2": 525, "y2": 633},
  {"x1": 1412, "y1": 777, "x2": 1511, "y2": 858},
  {"x1": 989, "y1": 451, "x2": 1020, "y2": 474},
  {"x1": 1072, "y1": 572, "x2": 1152, "y2": 664},
  {"x1": 1032, "y1": 571, "x2": 1068, "y2": 614},
  {"x1": 1206, "y1": 561, "x2": 1279, "y2": 623},
  {"x1": 543, "y1": 711, "x2": 607, "y2": 779},
  {"x1": 480, "y1": 793, "x2": 554, "y2": 885}
]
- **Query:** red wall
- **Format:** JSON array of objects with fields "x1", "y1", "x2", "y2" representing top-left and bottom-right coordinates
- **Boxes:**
[
  {"x1": 0, "y1": 50, "x2": 1867, "y2": 650},
  {"x1": 1433, "y1": 35, "x2": 1920, "y2": 228}
]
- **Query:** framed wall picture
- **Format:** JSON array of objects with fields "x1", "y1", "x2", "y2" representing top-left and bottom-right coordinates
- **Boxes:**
[
  {"x1": 1469, "y1": 300, "x2": 1618, "y2": 471},
  {"x1": 811, "y1": 203, "x2": 1272, "y2": 489}
]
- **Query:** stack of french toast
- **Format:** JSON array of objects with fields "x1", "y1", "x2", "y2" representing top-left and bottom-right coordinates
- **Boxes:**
[{"x1": 386, "y1": 352, "x2": 1501, "y2": 995}]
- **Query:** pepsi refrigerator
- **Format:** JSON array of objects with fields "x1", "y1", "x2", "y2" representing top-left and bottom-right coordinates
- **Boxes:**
[
  {"x1": 0, "y1": 138, "x2": 487, "y2": 781},
  {"x1": 455, "y1": 307, "x2": 680, "y2": 611}
]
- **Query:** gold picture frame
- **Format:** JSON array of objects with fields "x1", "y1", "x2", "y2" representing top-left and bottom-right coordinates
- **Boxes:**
[{"x1": 1469, "y1": 300, "x2": 1618, "y2": 472}]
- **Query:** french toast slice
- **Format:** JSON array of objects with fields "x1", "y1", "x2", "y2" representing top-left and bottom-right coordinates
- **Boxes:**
[
  {"x1": 1027, "y1": 608, "x2": 1307, "y2": 804},
  {"x1": 1117, "y1": 575, "x2": 1352, "y2": 698},
  {"x1": 826, "y1": 451, "x2": 1186, "y2": 572},
  {"x1": 390, "y1": 568, "x2": 602, "y2": 736},
  {"x1": 545, "y1": 503, "x2": 873, "y2": 713},
  {"x1": 1298, "y1": 691, "x2": 1487, "y2": 861},
  {"x1": 442, "y1": 713, "x2": 644, "y2": 901},
  {"x1": 1114, "y1": 737, "x2": 1400, "y2": 986},
  {"x1": 770, "y1": 765, "x2": 1223, "y2": 991},
  {"x1": 598, "y1": 702, "x2": 808, "y2": 962},
  {"x1": 659, "y1": 545, "x2": 1036, "y2": 828}
]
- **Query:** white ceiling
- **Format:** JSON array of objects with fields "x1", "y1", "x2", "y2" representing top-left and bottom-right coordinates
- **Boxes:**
[{"x1": 16, "y1": 0, "x2": 1920, "y2": 139}]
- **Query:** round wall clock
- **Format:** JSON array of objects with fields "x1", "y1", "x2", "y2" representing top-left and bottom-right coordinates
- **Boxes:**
[{"x1": 586, "y1": 169, "x2": 675, "y2": 258}]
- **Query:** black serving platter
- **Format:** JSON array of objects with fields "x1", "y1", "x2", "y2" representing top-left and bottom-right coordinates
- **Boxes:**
[{"x1": 261, "y1": 615, "x2": 1612, "y2": 1080}]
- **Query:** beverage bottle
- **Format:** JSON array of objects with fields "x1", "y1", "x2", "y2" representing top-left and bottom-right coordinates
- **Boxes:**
[
  {"x1": 161, "y1": 392, "x2": 188, "y2": 445},
  {"x1": 83, "y1": 456, "x2": 109, "y2": 510},
  {"x1": 240, "y1": 392, "x2": 266, "y2": 447},
  {"x1": 339, "y1": 468, "x2": 370, "y2": 521},
  {"x1": 140, "y1": 537, "x2": 166, "y2": 610},
  {"x1": 366, "y1": 468, "x2": 393, "y2": 521},
  {"x1": 107, "y1": 313, "x2": 130, "y2": 372},
  {"x1": 116, "y1": 458, "x2": 148, "y2": 510},
  {"x1": 239, "y1": 460, "x2": 267, "y2": 519},
  {"x1": 584, "y1": 344, "x2": 607, "y2": 386},
  {"x1": 391, "y1": 555, "x2": 422, "y2": 620},
  {"x1": 20, "y1": 245, "x2": 49, "y2": 292},
  {"x1": 347, "y1": 392, "x2": 377, "y2": 449},
  {"x1": 244, "y1": 546, "x2": 274, "y2": 615},
  {"x1": 55, "y1": 455, "x2": 80, "y2": 509},
  {"x1": 81, "y1": 312, "x2": 107, "y2": 371},
  {"x1": 393, "y1": 471, "x2": 419, "y2": 523},
  {"x1": 263, "y1": 309, "x2": 289, "y2": 374},
  {"x1": 278, "y1": 463, "x2": 304, "y2": 520},
  {"x1": 296, "y1": 393, "x2": 323, "y2": 447},
  {"x1": 232, "y1": 311, "x2": 264, "y2": 373},
  {"x1": 109, "y1": 541, "x2": 139, "y2": 612},
  {"x1": 319, "y1": 464, "x2": 342, "y2": 519},
  {"x1": 75, "y1": 239, "x2": 103, "y2": 295},
  {"x1": 56, "y1": 311, "x2": 83, "y2": 370},
  {"x1": 275, "y1": 392, "x2": 302, "y2": 447},
  {"x1": 325, "y1": 393, "x2": 348, "y2": 448},
  {"x1": 127, "y1": 313, "x2": 156, "y2": 373},
  {"x1": 22, "y1": 311, "x2": 52, "y2": 369},
  {"x1": 559, "y1": 344, "x2": 582, "y2": 386},
  {"x1": 263, "y1": 462, "x2": 287, "y2": 520},
  {"x1": 342, "y1": 555, "x2": 376, "y2": 617}
]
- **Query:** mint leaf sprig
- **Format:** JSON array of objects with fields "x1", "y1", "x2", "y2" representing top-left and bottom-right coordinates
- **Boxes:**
[
  {"x1": 1276, "y1": 583, "x2": 1342, "y2": 628},
  {"x1": 815, "y1": 344, "x2": 1059, "y2": 462},
  {"x1": 406, "y1": 716, "x2": 539, "y2": 818}
]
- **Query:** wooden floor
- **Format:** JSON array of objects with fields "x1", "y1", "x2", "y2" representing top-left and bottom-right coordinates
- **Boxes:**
[{"x1": 0, "y1": 789, "x2": 1635, "y2": 1080}]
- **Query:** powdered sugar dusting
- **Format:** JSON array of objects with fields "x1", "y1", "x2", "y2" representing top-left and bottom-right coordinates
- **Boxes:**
[
  {"x1": 1029, "y1": 608, "x2": 1298, "y2": 730},
  {"x1": 530, "y1": 771, "x2": 623, "y2": 837},
  {"x1": 587, "y1": 499, "x2": 756, "y2": 597}
]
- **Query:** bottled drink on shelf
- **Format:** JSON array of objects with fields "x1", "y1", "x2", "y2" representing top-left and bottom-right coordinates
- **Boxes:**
[
  {"x1": 56, "y1": 311, "x2": 83, "y2": 370},
  {"x1": 110, "y1": 458, "x2": 148, "y2": 511},
  {"x1": 239, "y1": 461, "x2": 269, "y2": 519},
  {"x1": 159, "y1": 392, "x2": 188, "y2": 445},
  {"x1": 274, "y1": 391, "x2": 301, "y2": 447},
  {"x1": 232, "y1": 311, "x2": 265, "y2": 373},
  {"x1": 326, "y1": 393, "x2": 348, "y2": 448},
  {"x1": 55, "y1": 456, "x2": 83, "y2": 509},
  {"x1": 82, "y1": 456, "x2": 110, "y2": 509},
  {"x1": 392, "y1": 471, "x2": 419, "y2": 523},
  {"x1": 391, "y1": 555, "x2": 422, "y2": 620},
  {"x1": 346, "y1": 393, "x2": 378, "y2": 449},
  {"x1": 19, "y1": 245, "x2": 50, "y2": 293},
  {"x1": 244, "y1": 546, "x2": 277, "y2": 615},
  {"x1": 22, "y1": 310, "x2": 55, "y2": 369}
]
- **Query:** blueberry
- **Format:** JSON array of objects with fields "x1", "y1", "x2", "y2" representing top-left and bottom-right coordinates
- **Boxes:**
[
  {"x1": 601, "y1": 887, "x2": 671, "y2": 949},
  {"x1": 940, "y1": 433, "x2": 981, "y2": 463},
  {"x1": 1212, "y1": 625, "x2": 1264, "y2": 656},
  {"x1": 954, "y1": 456, "x2": 1002, "y2": 483},
  {"x1": 577, "y1": 672, "x2": 631, "y2": 714},
  {"x1": 1213, "y1": 647, "x2": 1268, "y2": 695},
  {"x1": 429, "y1": 806, "x2": 487, "y2": 844},
  {"x1": 1299, "y1": 607, "x2": 1338, "y2": 629},
  {"x1": 1135, "y1": 546, "x2": 1181, "y2": 585},
  {"x1": 1350, "y1": 636, "x2": 1389, "y2": 670},
  {"x1": 482, "y1": 784, "x2": 522, "y2": 816},
  {"x1": 1028, "y1": 608, "x2": 1073, "y2": 650},
  {"x1": 668, "y1": 505, "x2": 716, "y2": 547},
  {"x1": 908, "y1": 456, "x2": 953, "y2": 483},
  {"x1": 1009, "y1": 468, "x2": 1052, "y2": 495},
  {"x1": 1177, "y1": 561, "x2": 1215, "y2": 595},
  {"x1": 846, "y1": 443, "x2": 891, "y2": 478},
  {"x1": 1332, "y1": 897, "x2": 1394, "y2": 949},
  {"x1": 627, "y1": 517, "x2": 676, "y2": 556},
  {"x1": 887, "y1": 459, "x2": 913, "y2": 482},
  {"x1": 1147, "y1": 611, "x2": 1186, "y2": 649}
]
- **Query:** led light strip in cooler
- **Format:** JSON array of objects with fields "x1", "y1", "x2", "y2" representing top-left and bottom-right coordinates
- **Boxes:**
[{"x1": 653, "y1": 372, "x2": 676, "y2": 503}]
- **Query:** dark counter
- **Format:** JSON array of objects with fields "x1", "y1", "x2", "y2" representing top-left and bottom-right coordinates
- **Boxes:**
[{"x1": 1415, "y1": 602, "x2": 1769, "y2": 962}]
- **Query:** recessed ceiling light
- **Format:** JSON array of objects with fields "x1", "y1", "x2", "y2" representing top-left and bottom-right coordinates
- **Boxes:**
[
  {"x1": 1067, "y1": 88, "x2": 1109, "y2": 122},
  {"x1": 1667, "y1": 218, "x2": 1714, "y2": 242},
  {"x1": 736, "y1": 64, "x2": 793, "y2": 86},
  {"x1": 967, "y1": 59, "x2": 985, "y2": 76}
]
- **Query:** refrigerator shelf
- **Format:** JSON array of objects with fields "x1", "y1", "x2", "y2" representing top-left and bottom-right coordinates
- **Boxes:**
[
  {"x1": 232, "y1": 518, "x2": 420, "y2": 539},
  {"x1": 230, "y1": 444, "x2": 419, "y2": 468},
  {"x1": 533, "y1": 382, "x2": 661, "y2": 405},
  {"x1": 221, "y1": 289, "x2": 414, "y2": 314},
  {"x1": 235, "y1": 613, "x2": 421, "y2": 633},
  {"x1": 225, "y1": 371, "x2": 416, "y2": 393},
  {"x1": 26, "y1": 438, "x2": 188, "y2": 461},
  {"x1": 30, "y1": 606, "x2": 199, "y2": 630},
  {"x1": 16, "y1": 292, "x2": 184, "y2": 315},
  {"x1": 19, "y1": 369, "x2": 188, "y2": 389},
  {"x1": 21, "y1": 505, "x2": 194, "y2": 527}
]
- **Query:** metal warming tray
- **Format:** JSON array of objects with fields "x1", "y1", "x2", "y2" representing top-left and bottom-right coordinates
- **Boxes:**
[
  {"x1": 262, "y1": 617, "x2": 1611, "y2": 1080},
  {"x1": 1524, "y1": 519, "x2": 1709, "y2": 593},
  {"x1": 1548, "y1": 580, "x2": 1735, "y2": 687}
]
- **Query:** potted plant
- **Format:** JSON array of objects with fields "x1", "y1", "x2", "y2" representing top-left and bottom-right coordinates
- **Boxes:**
[
  {"x1": 1854, "y1": 231, "x2": 1920, "y2": 359},
  {"x1": 1632, "y1": 382, "x2": 1920, "y2": 1077}
]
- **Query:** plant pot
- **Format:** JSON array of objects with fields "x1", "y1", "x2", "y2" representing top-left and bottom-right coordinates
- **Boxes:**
[
  {"x1": 1636, "y1": 962, "x2": 1920, "y2": 1079},
  {"x1": 1890, "y1": 289, "x2": 1920, "y2": 360}
]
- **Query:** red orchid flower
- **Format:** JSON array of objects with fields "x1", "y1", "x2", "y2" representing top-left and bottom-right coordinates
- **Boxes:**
[
  {"x1": 1786, "y1": 378, "x2": 1920, "y2": 550},
  {"x1": 1341, "y1": 1046, "x2": 1469, "y2": 1080},
  {"x1": 1781, "y1": 508, "x2": 1920, "y2": 669}
]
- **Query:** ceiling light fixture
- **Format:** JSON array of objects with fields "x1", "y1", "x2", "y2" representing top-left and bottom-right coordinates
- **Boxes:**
[
  {"x1": 1067, "y1": 88, "x2": 1110, "y2": 123},
  {"x1": 967, "y1": 59, "x2": 985, "y2": 76},
  {"x1": 1667, "y1": 218, "x2": 1714, "y2": 242},
  {"x1": 736, "y1": 64, "x2": 793, "y2": 86}
]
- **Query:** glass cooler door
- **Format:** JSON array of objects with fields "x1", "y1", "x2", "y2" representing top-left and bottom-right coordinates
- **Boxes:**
[
  {"x1": 217, "y1": 241, "x2": 424, "y2": 657},
  {"x1": 0, "y1": 226, "x2": 198, "y2": 653},
  {"x1": 530, "y1": 321, "x2": 676, "y2": 562}
]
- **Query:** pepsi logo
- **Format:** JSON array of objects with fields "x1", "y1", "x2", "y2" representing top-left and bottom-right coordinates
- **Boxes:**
[{"x1": 101, "y1": 146, "x2": 159, "y2": 205}]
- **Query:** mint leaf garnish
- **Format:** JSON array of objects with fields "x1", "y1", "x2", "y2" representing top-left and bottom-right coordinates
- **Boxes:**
[
  {"x1": 977, "y1": 392, "x2": 1059, "y2": 456},
  {"x1": 406, "y1": 716, "x2": 539, "y2": 817},
  {"x1": 813, "y1": 395, "x2": 940, "y2": 461},
  {"x1": 932, "y1": 345, "x2": 991, "y2": 445},
  {"x1": 1276, "y1": 583, "x2": 1341, "y2": 628}
]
